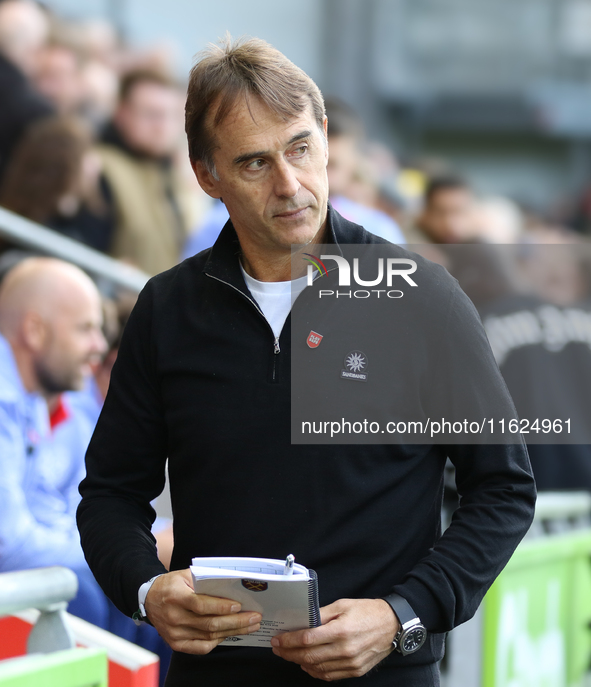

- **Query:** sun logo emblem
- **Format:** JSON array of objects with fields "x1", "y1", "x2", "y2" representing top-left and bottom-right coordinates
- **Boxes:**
[
  {"x1": 341, "y1": 350, "x2": 369, "y2": 381},
  {"x1": 346, "y1": 352, "x2": 366, "y2": 372}
]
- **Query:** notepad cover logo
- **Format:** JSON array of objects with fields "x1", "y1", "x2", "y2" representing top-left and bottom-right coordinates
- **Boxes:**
[{"x1": 242, "y1": 579, "x2": 268, "y2": 592}]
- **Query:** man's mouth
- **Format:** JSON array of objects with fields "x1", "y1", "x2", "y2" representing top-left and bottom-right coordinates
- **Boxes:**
[{"x1": 274, "y1": 207, "x2": 308, "y2": 219}]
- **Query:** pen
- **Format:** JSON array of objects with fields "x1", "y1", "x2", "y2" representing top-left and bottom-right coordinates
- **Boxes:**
[{"x1": 284, "y1": 554, "x2": 294, "y2": 576}]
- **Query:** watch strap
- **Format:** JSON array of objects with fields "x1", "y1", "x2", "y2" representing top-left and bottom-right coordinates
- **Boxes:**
[
  {"x1": 132, "y1": 574, "x2": 164, "y2": 623},
  {"x1": 382, "y1": 593, "x2": 418, "y2": 627}
]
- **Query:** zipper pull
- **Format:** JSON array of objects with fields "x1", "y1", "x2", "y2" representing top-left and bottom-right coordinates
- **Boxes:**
[{"x1": 274, "y1": 337, "x2": 281, "y2": 354}]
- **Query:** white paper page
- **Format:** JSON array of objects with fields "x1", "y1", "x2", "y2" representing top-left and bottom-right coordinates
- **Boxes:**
[{"x1": 191, "y1": 556, "x2": 309, "y2": 578}]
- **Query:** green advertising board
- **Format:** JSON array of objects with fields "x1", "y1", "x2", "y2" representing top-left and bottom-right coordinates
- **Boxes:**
[
  {"x1": 0, "y1": 647, "x2": 107, "y2": 687},
  {"x1": 482, "y1": 530, "x2": 591, "y2": 687}
]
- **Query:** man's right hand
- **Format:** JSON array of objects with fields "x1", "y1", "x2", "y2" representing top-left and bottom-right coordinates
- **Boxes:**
[{"x1": 144, "y1": 569, "x2": 262, "y2": 654}]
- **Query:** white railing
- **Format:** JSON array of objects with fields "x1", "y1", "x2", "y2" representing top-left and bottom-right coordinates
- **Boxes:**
[
  {"x1": 0, "y1": 567, "x2": 78, "y2": 654},
  {"x1": 0, "y1": 206, "x2": 149, "y2": 293}
]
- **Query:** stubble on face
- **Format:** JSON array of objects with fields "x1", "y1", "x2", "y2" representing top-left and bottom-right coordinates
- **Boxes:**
[
  {"x1": 34, "y1": 339, "x2": 82, "y2": 394},
  {"x1": 34, "y1": 291, "x2": 105, "y2": 396}
]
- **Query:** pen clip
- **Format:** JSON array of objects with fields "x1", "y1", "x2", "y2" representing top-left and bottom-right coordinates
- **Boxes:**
[{"x1": 284, "y1": 554, "x2": 295, "y2": 576}]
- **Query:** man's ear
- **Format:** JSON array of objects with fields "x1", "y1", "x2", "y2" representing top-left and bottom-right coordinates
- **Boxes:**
[
  {"x1": 22, "y1": 312, "x2": 48, "y2": 353},
  {"x1": 192, "y1": 160, "x2": 222, "y2": 199},
  {"x1": 322, "y1": 116, "x2": 329, "y2": 164}
]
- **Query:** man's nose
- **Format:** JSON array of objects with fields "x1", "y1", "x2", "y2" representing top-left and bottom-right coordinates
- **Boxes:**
[{"x1": 273, "y1": 160, "x2": 300, "y2": 198}]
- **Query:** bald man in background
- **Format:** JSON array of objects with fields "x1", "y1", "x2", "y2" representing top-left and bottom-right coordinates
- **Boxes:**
[
  {"x1": 0, "y1": 258, "x2": 173, "y2": 682},
  {"x1": 0, "y1": 258, "x2": 110, "y2": 618}
]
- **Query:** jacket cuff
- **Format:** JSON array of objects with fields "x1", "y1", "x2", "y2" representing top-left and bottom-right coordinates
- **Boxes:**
[{"x1": 389, "y1": 578, "x2": 451, "y2": 632}]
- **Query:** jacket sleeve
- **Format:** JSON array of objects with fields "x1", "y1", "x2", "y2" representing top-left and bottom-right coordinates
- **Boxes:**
[
  {"x1": 77, "y1": 281, "x2": 168, "y2": 617},
  {"x1": 390, "y1": 284, "x2": 537, "y2": 632}
]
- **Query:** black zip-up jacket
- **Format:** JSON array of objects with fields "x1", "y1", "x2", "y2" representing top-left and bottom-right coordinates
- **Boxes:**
[{"x1": 78, "y1": 206, "x2": 536, "y2": 685}]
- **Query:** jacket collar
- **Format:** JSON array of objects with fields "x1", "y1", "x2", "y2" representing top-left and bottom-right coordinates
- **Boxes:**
[{"x1": 202, "y1": 202, "x2": 368, "y2": 293}]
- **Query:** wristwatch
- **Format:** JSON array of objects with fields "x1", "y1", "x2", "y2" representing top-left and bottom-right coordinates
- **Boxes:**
[
  {"x1": 132, "y1": 574, "x2": 164, "y2": 623},
  {"x1": 382, "y1": 593, "x2": 427, "y2": 655}
]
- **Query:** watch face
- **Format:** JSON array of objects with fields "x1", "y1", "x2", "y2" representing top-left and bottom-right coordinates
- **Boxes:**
[{"x1": 402, "y1": 627, "x2": 426, "y2": 653}]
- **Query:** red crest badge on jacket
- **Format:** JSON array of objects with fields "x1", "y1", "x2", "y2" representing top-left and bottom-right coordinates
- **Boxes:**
[{"x1": 307, "y1": 331, "x2": 323, "y2": 348}]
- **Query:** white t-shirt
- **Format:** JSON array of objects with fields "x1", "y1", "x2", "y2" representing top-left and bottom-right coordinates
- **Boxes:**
[{"x1": 240, "y1": 264, "x2": 308, "y2": 339}]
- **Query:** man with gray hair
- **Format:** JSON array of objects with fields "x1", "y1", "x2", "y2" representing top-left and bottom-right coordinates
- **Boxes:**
[{"x1": 78, "y1": 38, "x2": 535, "y2": 685}]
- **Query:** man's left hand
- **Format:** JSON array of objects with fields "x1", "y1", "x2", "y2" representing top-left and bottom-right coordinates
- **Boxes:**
[{"x1": 270, "y1": 598, "x2": 398, "y2": 681}]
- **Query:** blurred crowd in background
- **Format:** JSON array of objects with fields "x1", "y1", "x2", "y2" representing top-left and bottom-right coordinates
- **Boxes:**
[
  {"x1": 2, "y1": 0, "x2": 591, "y2": 681},
  {"x1": 2, "y1": 0, "x2": 591, "y2": 275}
]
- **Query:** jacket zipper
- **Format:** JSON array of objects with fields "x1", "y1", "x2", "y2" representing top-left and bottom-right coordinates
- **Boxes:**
[
  {"x1": 205, "y1": 273, "x2": 282, "y2": 382},
  {"x1": 273, "y1": 336, "x2": 280, "y2": 381}
]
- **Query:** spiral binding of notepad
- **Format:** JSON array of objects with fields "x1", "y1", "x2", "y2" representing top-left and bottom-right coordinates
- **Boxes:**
[{"x1": 307, "y1": 569, "x2": 321, "y2": 627}]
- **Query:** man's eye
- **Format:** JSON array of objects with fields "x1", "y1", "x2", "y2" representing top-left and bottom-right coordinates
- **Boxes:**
[
  {"x1": 291, "y1": 145, "x2": 308, "y2": 157},
  {"x1": 246, "y1": 159, "x2": 265, "y2": 170}
]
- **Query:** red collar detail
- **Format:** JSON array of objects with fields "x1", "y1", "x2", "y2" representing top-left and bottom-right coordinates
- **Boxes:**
[{"x1": 50, "y1": 396, "x2": 70, "y2": 430}]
